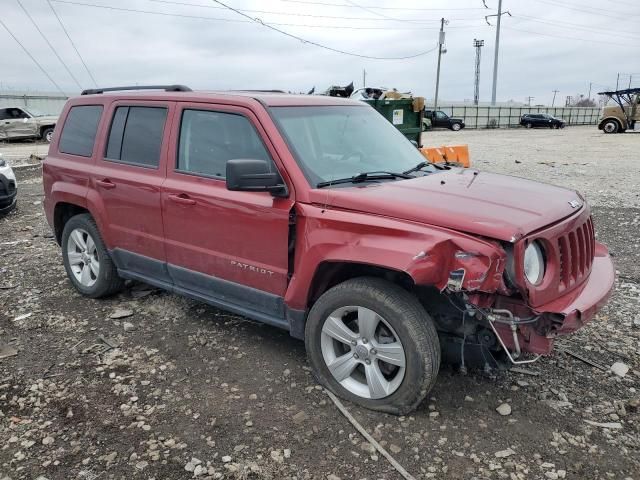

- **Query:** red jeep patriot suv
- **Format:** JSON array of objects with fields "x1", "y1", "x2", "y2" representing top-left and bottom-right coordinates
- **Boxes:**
[{"x1": 43, "y1": 85, "x2": 615, "y2": 414}]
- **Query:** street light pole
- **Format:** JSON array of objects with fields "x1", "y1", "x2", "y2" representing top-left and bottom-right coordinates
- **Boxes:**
[
  {"x1": 433, "y1": 17, "x2": 446, "y2": 110},
  {"x1": 490, "y1": 0, "x2": 503, "y2": 105}
]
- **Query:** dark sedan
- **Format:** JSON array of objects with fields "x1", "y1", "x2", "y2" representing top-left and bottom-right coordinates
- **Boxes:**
[{"x1": 520, "y1": 113, "x2": 565, "y2": 129}]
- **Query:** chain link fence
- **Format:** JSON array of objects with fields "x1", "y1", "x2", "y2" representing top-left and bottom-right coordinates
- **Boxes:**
[
  {"x1": 436, "y1": 106, "x2": 601, "y2": 129},
  {"x1": 0, "y1": 93, "x2": 68, "y2": 115}
]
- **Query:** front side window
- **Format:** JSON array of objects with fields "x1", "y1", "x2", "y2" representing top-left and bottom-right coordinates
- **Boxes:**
[
  {"x1": 177, "y1": 109, "x2": 271, "y2": 178},
  {"x1": 272, "y1": 105, "x2": 432, "y2": 187},
  {"x1": 59, "y1": 105, "x2": 103, "y2": 157},
  {"x1": 105, "y1": 106, "x2": 167, "y2": 168},
  {"x1": 435, "y1": 111, "x2": 448, "y2": 119}
]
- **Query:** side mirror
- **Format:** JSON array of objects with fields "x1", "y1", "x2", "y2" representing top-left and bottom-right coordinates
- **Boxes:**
[
  {"x1": 22, "y1": 118, "x2": 29, "y2": 123},
  {"x1": 226, "y1": 159, "x2": 287, "y2": 197},
  {"x1": 410, "y1": 140, "x2": 419, "y2": 149}
]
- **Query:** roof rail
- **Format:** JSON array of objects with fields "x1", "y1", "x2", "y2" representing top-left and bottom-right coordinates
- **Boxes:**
[
  {"x1": 81, "y1": 85, "x2": 192, "y2": 95},
  {"x1": 230, "y1": 90, "x2": 287, "y2": 93}
]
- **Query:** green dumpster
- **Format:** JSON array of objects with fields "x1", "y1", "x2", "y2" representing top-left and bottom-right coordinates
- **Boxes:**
[{"x1": 362, "y1": 98, "x2": 424, "y2": 146}]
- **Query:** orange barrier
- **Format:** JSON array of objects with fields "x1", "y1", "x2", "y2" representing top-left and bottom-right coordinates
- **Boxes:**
[{"x1": 419, "y1": 145, "x2": 470, "y2": 168}]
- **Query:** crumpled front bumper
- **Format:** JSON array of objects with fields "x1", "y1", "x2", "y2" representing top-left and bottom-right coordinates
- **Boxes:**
[
  {"x1": 536, "y1": 242, "x2": 614, "y2": 334},
  {"x1": 489, "y1": 242, "x2": 615, "y2": 356}
]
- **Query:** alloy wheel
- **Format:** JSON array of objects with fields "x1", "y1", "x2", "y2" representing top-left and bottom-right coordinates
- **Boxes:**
[
  {"x1": 320, "y1": 306, "x2": 406, "y2": 399},
  {"x1": 66, "y1": 228, "x2": 100, "y2": 287}
]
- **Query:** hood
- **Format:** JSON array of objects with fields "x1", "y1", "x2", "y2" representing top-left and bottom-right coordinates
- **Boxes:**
[
  {"x1": 310, "y1": 169, "x2": 585, "y2": 242},
  {"x1": 450, "y1": 117, "x2": 464, "y2": 122},
  {"x1": 34, "y1": 115, "x2": 58, "y2": 124}
]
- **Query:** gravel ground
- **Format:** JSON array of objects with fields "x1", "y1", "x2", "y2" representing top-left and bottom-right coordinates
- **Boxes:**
[
  {"x1": 1, "y1": 127, "x2": 639, "y2": 480},
  {"x1": 426, "y1": 126, "x2": 640, "y2": 208},
  {"x1": 0, "y1": 141, "x2": 49, "y2": 168}
]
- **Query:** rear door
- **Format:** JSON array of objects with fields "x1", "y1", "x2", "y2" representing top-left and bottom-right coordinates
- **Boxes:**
[
  {"x1": 161, "y1": 102, "x2": 294, "y2": 316},
  {"x1": 91, "y1": 101, "x2": 174, "y2": 283}
]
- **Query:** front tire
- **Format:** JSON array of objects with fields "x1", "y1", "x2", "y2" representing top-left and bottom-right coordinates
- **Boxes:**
[
  {"x1": 602, "y1": 120, "x2": 619, "y2": 134},
  {"x1": 525, "y1": 122, "x2": 532, "y2": 128},
  {"x1": 61, "y1": 213, "x2": 123, "y2": 298},
  {"x1": 42, "y1": 127, "x2": 54, "y2": 143},
  {"x1": 451, "y1": 122, "x2": 462, "y2": 131},
  {"x1": 305, "y1": 277, "x2": 440, "y2": 415}
]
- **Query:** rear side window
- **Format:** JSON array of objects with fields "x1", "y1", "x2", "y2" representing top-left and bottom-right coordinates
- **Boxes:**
[
  {"x1": 177, "y1": 109, "x2": 271, "y2": 178},
  {"x1": 59, "y1": 105, "x2": 103, "y2": 157},
  {"x1": 105, "y1": 106, "x2": 167, "y2": 168}
]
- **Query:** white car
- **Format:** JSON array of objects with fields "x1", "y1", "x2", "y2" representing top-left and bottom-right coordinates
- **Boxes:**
[
  {"x1": 0, "y1": 155, "x2": 17, "y2": 214},
  {"x1": 0, "y1": 106, "x2": 58, "y2": 143}
]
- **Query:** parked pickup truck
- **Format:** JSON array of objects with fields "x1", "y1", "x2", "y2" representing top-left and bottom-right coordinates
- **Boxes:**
[
  {"x1": 43, "y1": 86, "x2": 614, "y2": 414},
  {"x1": 0, "y1": 106, "x2": 58, "y2": 143}
]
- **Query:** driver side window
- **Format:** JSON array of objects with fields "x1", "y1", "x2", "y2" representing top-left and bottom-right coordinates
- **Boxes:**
[
  {"x1": 177, "y1": 109, "x2": 272, "y2": 179},
  {"x1": 435, "y1": 111, "x2": 447, "y2": 119}
]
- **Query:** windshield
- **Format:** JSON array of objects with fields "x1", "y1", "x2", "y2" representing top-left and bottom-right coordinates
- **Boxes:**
[{"x1": 271, "y1": 105, "x2": 430, "y2": 187}]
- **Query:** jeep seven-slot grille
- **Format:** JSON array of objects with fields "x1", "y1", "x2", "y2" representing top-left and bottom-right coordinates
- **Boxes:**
[{"x1": 557, "y1": 216, "x2": 595, "y2": 292}]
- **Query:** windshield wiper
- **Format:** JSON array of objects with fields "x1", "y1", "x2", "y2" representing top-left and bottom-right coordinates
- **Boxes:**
[
  {"x1": 402, "y1": 161, "x2": 446, "y2": 175},
  {"x1": 316, "y1": 171, "x2": 413, "y2": 188}
]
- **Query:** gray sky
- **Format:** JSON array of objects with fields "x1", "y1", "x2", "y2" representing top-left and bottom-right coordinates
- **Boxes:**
[{"x1": 1, "y1": 0, "x2": 638, "y2": 105}]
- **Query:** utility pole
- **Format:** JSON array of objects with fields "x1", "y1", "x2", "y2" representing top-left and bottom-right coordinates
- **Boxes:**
[
  {"x1": 433, "y1": 17, "x2": 447, "y2": 110},
  {"x1": 551, "y1": 90, "x2": 559, "y2": 107},
  {"x1": 565, "y1": 95, "x2": 572, "y2": 107},
  {"x1": 485, "y1": 0, "x2": 511, "y2": 105},
  {"x1": 362, "y1": 69, "x2": 366, "y2": 88},
  {"x1": 526, "y1": 96, "x2": 534, "y2": 106},
  {"x1": 491, "y1": 0, "x2": 503, "y2": 105},
  {"x1": 587, "y1": 82, "x2": 592, "y2": 100},
  {"x1": 473, "y1": 39, "x2": 484, "y2": 105},
  {"x1": 616, "y1": 73, "x2": 620, "y2": 90},
  {"x1": 629, "y1": 75, "x2": 633, "y2": 89}
]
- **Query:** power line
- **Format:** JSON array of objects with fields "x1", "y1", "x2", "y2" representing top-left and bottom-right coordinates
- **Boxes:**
[
  {"x1": 148, "y1": 0, "x2": 481, "y2": 23},
  {"x1": 52, "y1": 1, "x2": 479, "y2": 31},
  {"x1": 0, "y1": 17, "x2": 66, "y2": 95},
  {"x1": 16, "y1": 0, "x2": 84, "y2": 90},
  {"x1": 502, "y1": 25, "x2": 633, "y2": 48},
  {"x1": 209, "y1": 0, "x2": 441, "y2": 59},
  {"x1": 48, "y1": 0, "x2": 98, "y2": 87},
  {"x1": 281, "y1": 0, "x2": 491, "y2": 11},
  {"x1": 510, "y1": 13, "x2": 640, "y2": 40},
  {"x1": 531, "y1": 0, "x2": 632, "y2": 21}
]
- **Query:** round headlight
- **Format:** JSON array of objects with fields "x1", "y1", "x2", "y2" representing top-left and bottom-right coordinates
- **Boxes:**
[{"x1": 524, "y1": 241, "x2": 545, "y2": 285}]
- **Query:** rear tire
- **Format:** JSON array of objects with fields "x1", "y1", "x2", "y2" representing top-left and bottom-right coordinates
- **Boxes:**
[
  {"x1": 305, "y1": 277, "x2": 440, "y2": 415},
  {"x1": 602, "y1": 120, "x2": 620, "y2": 134},
  {"x1": 61, "y1": 213, "x2": 123, "y2": 298}
]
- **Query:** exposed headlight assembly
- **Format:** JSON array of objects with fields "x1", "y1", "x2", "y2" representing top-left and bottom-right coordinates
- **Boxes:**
[{"x1": 524, "y1": 241, "x2": 545, "y2": 285}]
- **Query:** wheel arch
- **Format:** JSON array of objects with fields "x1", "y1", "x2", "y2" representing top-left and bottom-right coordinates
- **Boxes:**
[
  {"x1": 598, "y1": 117, "x2": 624, "y2": 131},
  {"x1": 39, "y1": 124, "x2": 56, "y2": 136},
  {"x1": 306, "y1": 261, "x2": 415, "y2": 308}
]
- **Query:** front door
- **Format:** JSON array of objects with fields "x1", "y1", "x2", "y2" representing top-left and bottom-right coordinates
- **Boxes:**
[
  {"x1": 434, "y1": 111, "x2": 449, "y2": 128},
  {"x1": 1, "y1": 108, "x2": 36, "y2": 139},
  {"x1": 161, "y1": 103, "x2": 294, "y2": 318},
  {"x1": 91, "y1": 101, "x2": 173, "y2": 282}
]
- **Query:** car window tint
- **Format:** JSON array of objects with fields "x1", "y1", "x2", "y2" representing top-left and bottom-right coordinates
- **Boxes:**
[
  {"x1": 177, "y1": 109, "x2": 271, "y2": 178},
  {"x1": 59, "y1": 105, "x2": 103, "y2": 157},
  {"x1": 0, "y1": 109, "x2": 8, "y2": 121},
  {"x1": 105, "y1": 106, "x2": 167, "y2": 168}
]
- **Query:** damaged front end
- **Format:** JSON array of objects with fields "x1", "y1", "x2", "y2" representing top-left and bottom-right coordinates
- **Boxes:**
[{"x1": 417, "y1": 208, "x2": 615, "y2": 369}]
